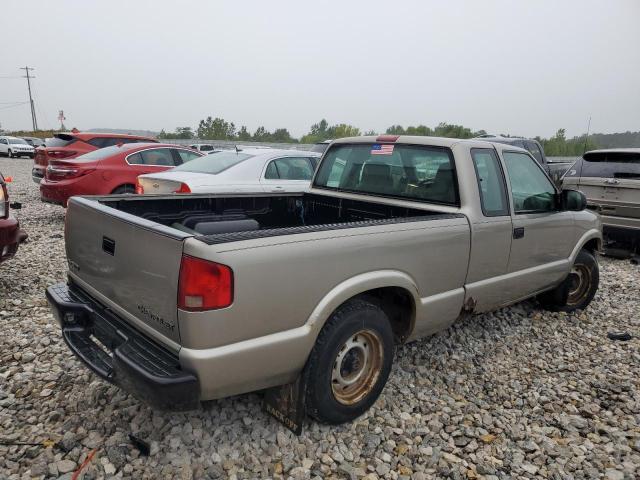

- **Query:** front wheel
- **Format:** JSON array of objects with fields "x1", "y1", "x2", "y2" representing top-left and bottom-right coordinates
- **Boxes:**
[
  {"x1": 304, "y1": 299, "x2": 394, "y2": 424},
  {"x1": 112, "y1": 184, "x2": 135, "y2": 194},
  {"x1": 7, "y1": 150, "x2": 13, "y2": 158},
  {"x1": 538, "y1": 249, "x2": 599, "y2": 312}
]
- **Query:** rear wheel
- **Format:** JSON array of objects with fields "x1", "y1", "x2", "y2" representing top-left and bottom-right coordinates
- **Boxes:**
[
  {"x1": 112, "y1": 184, "x2": 135, "y2": 194},
  {"x1": 538, "y1": 249, "x2": 599, "y2": 312},
  {"x1": 304, "y1": 299, "x2": 394, "y2": 424}
]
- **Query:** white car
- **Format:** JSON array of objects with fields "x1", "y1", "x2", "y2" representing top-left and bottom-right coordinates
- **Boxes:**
[
  {"x1": 0, "y1": 136, "x2": 36, "y2": 158},
  {"x1": 136, "y1": 148, "x2": 321, "y2": 194}
]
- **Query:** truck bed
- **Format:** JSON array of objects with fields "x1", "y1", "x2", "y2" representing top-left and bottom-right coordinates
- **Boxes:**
[{"x1": 99, "y1": 192, "x2": 453, "y2": 243}]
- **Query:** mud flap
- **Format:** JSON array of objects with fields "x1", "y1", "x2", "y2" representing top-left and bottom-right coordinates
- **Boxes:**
[{"x1": 263, "y1": 375, "x2": 306, "y2": 435}]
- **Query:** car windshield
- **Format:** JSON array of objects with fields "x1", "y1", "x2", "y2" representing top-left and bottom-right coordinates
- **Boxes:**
[
  {"x1": 9, "y1": 138, "x2": 28, "y2": 145},
  {"x1": 171, "y1": 151, "x2": 253, "y2": 174},
  {"x1": 314, "y1": 143, "x2": 459, "y2": 205}
]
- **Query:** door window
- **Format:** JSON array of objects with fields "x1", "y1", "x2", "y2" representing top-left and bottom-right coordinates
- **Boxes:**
[
  {"x1": 265, "y1": 157, "x2": 314, "y2": 180},
  {"x1": 503, "y1": 151, "x2": 556, "y2": 213},
  {"x1": 471, "y1": 149, "x2": 509, "y2": 216}
]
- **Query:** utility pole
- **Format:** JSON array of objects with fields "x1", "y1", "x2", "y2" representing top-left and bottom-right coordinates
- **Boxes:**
[{"x1": 20, "y1": 66, "x2": 38, "y2": 131}]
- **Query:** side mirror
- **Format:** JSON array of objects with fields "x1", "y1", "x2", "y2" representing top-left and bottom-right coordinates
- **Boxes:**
[{"x1": 560, "y1": 189, "x2": 587, "y2": 211}]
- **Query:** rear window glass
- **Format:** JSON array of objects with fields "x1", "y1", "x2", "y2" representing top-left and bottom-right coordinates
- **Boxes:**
[
  {"x1": 46, "y1": 136, "x2": 76, "y2": 148},
  {"x1": 73, "y1": 145, "x2": 125, "y2": 162},
  {"x1": 171, "y1": 151, "x2": 252, "y2": 174},
  {"x1": 582, "y1": 151, "x2": 640, "y2": 179},
  {"x1": 314, "y1": 144, "x2": 459, "y2": 205}
]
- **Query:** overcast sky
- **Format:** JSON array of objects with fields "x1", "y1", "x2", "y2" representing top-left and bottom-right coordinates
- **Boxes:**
[{"x1": 1, "y1": 0, "x2": 639, "y2": 138}]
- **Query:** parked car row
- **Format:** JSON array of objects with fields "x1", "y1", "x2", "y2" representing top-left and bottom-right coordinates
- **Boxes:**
[
  {"x1": 47, "y1": 134, "x2": 603, "y2": 427},
  {"x1": 0, "y1": 136, "x2": 36, "y2": 158}
]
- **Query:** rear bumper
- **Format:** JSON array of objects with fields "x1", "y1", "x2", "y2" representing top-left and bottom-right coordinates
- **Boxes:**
[
  {"x1": 0, "y1": 216, "x2": 27, "y2": 263},
  {"x1": 46, "y1": 281, "x2": 200, "y2": 410},
  {"x1": 40, "y1": 181, "x2": 72, "y2": 207}
]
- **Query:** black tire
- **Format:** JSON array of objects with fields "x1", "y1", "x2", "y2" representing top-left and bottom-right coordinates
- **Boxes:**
[
  {"x1": 7, "y1": 150, "x2": 13, "y2": 158},
  {"x1": 538, "y1": 249, "x2": 599, "y2": 312},
  {"x1": 304, "y1": 299, "x2": 394, "y2": 424},
  {"x1": 112, "y1": 184, "x2": 135, "y2": 194}
]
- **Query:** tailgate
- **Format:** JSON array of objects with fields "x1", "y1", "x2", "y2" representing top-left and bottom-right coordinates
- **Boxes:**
[{"x1": 65, "y1": 197, "x2": 188, "y2": 343}]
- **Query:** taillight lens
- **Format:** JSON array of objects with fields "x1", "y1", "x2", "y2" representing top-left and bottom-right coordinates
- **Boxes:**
[
  {"x1": 48, "y1": 150, "x2": 77, "y2": 160},
  {"x1": 175, "y1": 182, "x2": 191, "y2": 194},
  {"x1": 135, "y1": 179, "x2": 144, "y2": 194},
  {"x1": 46, "y1": 165, "x2": 95, "y2": 181},
  {"x1": 178, "y1": 255, "x2": 233, "y2": 311},
  {"x1": 0, "y1": 182, "x2": 7, "y2": 219}
]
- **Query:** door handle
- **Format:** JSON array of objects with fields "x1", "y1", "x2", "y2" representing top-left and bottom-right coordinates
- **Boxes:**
[
  {"x1": 271, "y1": 186, "x2": 285, "y2": 192},
  {"x1": 513, "y1": 227, "x2": 525, "y2": 239},
  {"x1": 604, "y1": 179, "x2": 620, "y2": 185}
]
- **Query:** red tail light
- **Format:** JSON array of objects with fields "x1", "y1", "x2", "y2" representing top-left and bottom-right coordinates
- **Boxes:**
[
  {"x1": 46, "y1": 165, "x2": 95, "y2": 181},
  {"x1": 47, "y1": 150, "x2": 77, "y2": 160},
  {"x1": 175, "y1": 182, "x2": 191, "y2": 194},
  {"x1": 178, "y1": 255, "x2": 233, "y2": 311},
  {"x1": 135, "y1": 179, "x2": 144, "y2": 194}
]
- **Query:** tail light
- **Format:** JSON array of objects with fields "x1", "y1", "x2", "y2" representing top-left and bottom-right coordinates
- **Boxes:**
[
  {"x1": 47, "y1": 150, "x2": 77, "y2": 160},
  {"x1": 175, "y1": 182, "x2": 191, "y2": 194},
  {"x1": 178, "y1": 255, "x2": 233, "y2": 311},
  {"x1": 135, "y1": 179, "x2": 144, "y2": 194},
  {"x1": 0, "y1": 182, "x2": 7, "y2": 219},
  {"x1": 46, "y1": 165, "x2": 95, "y2": 181}
]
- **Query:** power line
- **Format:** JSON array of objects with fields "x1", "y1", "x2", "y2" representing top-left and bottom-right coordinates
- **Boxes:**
[
  {"x1": 20, "y1": 66, "x2": 38, "y2": 131},
  {"x1": 0, "y1": 102, "x2": 29, "y2": 111}
]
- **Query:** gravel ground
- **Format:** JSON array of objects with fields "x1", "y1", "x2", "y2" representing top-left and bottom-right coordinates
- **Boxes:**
[{"x1": 0, "y1": 157, "x2": 638, "y2": 480}]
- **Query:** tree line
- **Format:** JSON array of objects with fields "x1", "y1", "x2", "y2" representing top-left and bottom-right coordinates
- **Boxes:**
[{"x1": 158, "y1": 117, "x2": 610, "y2": 155}]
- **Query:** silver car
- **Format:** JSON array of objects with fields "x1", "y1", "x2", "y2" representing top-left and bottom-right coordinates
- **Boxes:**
[
  {"x1": 0, "y1": 136, "x2": 35, "y2": 158},
  {"x1": 137, "y1": 148, "x2": 321, "y2": 194},
  {"x1": 563, "y1": 148, "x2": 640, "y2": 254}
]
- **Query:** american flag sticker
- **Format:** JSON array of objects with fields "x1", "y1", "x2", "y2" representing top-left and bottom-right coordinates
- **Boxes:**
[{"x1": 371, "y1": 144, "x2": 394, "y2": 155}]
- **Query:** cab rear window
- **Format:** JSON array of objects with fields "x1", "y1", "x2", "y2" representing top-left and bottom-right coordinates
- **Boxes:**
[{"x1": 314, "y1": 143, "x2": 459, "y2": 205}]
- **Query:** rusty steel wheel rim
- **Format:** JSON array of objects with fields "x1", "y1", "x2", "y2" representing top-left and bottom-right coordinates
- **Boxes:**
[
  {"x1": 567, "y1": 264, "x2": 591, "y2": 306},
  {"x1": 331, "y1": 329, "x2": 384, "y2": 405}
]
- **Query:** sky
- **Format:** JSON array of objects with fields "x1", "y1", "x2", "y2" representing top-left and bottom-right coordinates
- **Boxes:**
[{"x1": 1, "y1": 0, "x2": 639, "y2": 139}]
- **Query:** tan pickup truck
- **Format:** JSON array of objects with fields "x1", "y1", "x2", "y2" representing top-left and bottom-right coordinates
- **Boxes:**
[{"x1": 47, "y1": 135, "x2": 601, "y2": 424}]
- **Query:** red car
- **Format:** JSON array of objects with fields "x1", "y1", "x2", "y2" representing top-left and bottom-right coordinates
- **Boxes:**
[
  {"x1": 32, "y1": 131, "x2": 158, "y2": 184},
  {"x1": 0, "y1": 173, "x2": 27, "y2": 263},
  {"x1": 40, "y1": 143, "x2": 203, "y2": 207}
]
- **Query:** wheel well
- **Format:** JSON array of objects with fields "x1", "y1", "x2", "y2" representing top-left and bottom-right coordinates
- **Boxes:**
[
  {"x1": 583, "y1": 238, "x2": 600, "y2": 253},
  {"x1": 353, "y1": 287, "x2": 415, "y2": 344},
  {"x1": 111, "y1": 184, "x2": 135, "y2": 194}
]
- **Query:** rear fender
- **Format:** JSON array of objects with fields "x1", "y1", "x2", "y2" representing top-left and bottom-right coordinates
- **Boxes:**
[{"x1": 304, "y1": 270, "x2": 420, "y2": 340}]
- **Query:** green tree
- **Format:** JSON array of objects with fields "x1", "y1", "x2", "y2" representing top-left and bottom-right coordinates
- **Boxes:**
[
  {"x1": 385, "y1": 125, "x2": 406, "y2": 135},
  {"x1": 363, "y1": 130, "x2": 378, "y2": 136},
  {"x1": 197, "y1": 117, "x2": 236, "y2": 140},
  {"x1": 237, "y1": 126, "x2": 252, "y2": 141}
]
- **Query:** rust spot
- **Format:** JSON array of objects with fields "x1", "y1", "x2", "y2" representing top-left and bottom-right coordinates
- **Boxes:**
[{"x1": 463, "y1": 296, "x2": 477, "y2": 313}]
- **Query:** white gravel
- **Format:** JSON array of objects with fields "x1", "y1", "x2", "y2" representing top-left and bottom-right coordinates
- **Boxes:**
[{"x1": 1, "y1": 157, "x2": 639, "y2": 480}]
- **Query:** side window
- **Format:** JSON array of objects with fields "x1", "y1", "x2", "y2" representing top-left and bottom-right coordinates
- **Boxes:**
[
  {"x1": 471, "y1": 148, "x2": 509, "y2": 216},
  {"x1": 264, "y1": 161, "x2": 279, "y2": 179},
  {"x1": 266, "y1": 157, "x2": 314, "y2": 180},
  {"x1": 503, "y1": 151, "x2": 556, "y2": 213},
  {"x1": 127, "y1": 152, "x2": 143, "y2": 165},
  {"x1": 525, "y1": 141, "x2": 544, "y2": 165},
  {"x1": 175, "y1": 149, "x2": 201, "y2": 164},
  {"x1": 139, "y1": 148, "x2": 176, "y2": 166}
]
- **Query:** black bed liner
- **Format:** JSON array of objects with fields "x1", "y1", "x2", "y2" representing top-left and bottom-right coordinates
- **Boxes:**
[
  {"x1": 196, "y1": 213, "x2": 464, "y2": 245},
  {"x1": 101, "y1": 192, "x2": 463, "y2": 245}
]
